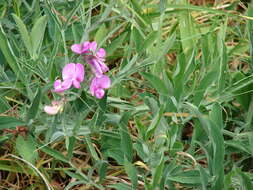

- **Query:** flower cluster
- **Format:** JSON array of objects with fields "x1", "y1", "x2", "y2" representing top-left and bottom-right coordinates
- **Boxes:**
[{"x1": 44, "y1": 41, "x2": 111, "y2": 115}]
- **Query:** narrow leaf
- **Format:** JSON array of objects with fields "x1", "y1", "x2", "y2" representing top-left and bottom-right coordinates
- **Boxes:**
[
  {"x1": 0, "y1": 116, "x2": 25, "y2": 130},
  {"x1": 119, "y1": 112, "x2": 133, "y2": 162},
  {"x1": 31, "y1": 15, "x2": 48, "y2": 56},
  {"x1": 26, "y1": 88, "x2": 41, "y2": 122},
  {"x1": 12, "y1": 14, "x2": 33, "y2": 57}
]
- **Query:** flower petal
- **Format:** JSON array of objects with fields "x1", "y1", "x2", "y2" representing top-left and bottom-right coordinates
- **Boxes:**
[
  {"x1": 71, "y1": 44, "x2": 83, "y2": 54},
  {"x1": 53, "y1": 80, "x2": 66, "y2": 92},
  {"x1": 88, "y1": 58, "x2": 103, "y2": 77},
  {"x1": 90, "y1": 77, "x2": 97, "y2": 96},
  {"x1": 75, "y1": 63, "x2": 85, "y2": 82},
  {"x1": 89, "y1": 75, "x2": 110, "y2": 99},
  {"x1": 54, "y1": 79, "x2": 62, "y2": 90},
  {"x1": 89, "y1": 41, "x2": 97, "y2": 52},
  {"x1": 95, "y1": 89, "x2": 105, "y2": 99},
  {"x1": 61, "y1": 79, "x2": 72, "y2": 89},
  {"x1": 97, "y1": 59, "x2": 109, "y2": 73},
  {"x1": 73, "y1": 80, "x2": 81, "y2": 88},
  {"x1": 82, "y1": 41, "x2": 90, "y2": 52},
  {"x1": 96, "y1": 75, "x2": 111, "y2": 89},
  {"x1": 44, "y1": 105, "x2": 59, "y2": 115},
  {"x1": 62, "y1": 63, "x2": 76, "y2": 80},
  {"x1": 96, "y1": 48, "x2": 106, "y2": 58}
]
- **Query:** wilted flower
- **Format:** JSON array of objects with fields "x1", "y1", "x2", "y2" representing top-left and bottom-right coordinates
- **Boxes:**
[
  {"x1": 53, "y1": 63, "x2": 84, "y2": 93},
  {"x1": 71, "y1": 41, "x2": 108, "y2": 77},
  {"x1": 44, "y1": 100, "x2": 65, "y2": 115},
  {"x1": 90, "y1": 75, "x2": 111, "y2": 99}
]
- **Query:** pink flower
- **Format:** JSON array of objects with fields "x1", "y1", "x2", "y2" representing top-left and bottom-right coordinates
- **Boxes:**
[
  {"x1": 71, "y1": 41, "x2": 109, "y2": 77},
  {"x1": 53, "y1": 63, "x2": 85, "y2": 93},
  {"x1": 44, "y1": 100, "x2": 64, "y2": 115},
  {"x1": 71, "y1": 41, "x2": 90, "y2": 54},
  {"x1": 90, "y1": 75, "x2": 111, "y2": 99}
]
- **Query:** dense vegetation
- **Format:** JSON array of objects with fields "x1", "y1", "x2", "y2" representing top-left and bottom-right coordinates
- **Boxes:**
[{"x1": 1, "y1": 0, "x2": 253, "y2": 189}]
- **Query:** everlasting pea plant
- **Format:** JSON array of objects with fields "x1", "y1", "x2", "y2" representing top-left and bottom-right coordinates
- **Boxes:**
[{"x1": 44, "y1": 41, "x2": 111, "y2": 115}]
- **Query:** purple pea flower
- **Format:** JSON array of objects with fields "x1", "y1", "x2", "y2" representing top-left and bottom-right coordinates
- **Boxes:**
[
  {"x1": 53, "y1": 63, "x2": 84, "y2": 93},
  {"x1": 71, "y1": 41, "x2": 109, "y2": 77},
  {"x1": 90, "y1": 75, "x2": 111, "y2": 99}
]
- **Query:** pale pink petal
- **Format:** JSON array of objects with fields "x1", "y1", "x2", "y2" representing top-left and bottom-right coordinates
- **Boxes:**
[
  {"x1": 75, "y1": 63, "x2": 85, "y2": 82},
  {"x1": 96, "y1": 48, "x2": 106, "y2": 58},
  {"x1": 44, "y1": 105, "x2": 59, "y2": 115},
  {"x1": 62, "y1": 63, "x2": 76, "y2": 80},
  {"x1": 89, "y1": 41, "x2": 97, "y2": 52},
  {"x1": 73, "y1": 80, "x2": 81, "y2": 88},
  {"x1": 95, "y1": 89, "x2": 105, "y2": 99},
  {"x1": 71, "y1": 44, "x2": 83, "y2": 54},
  {"x1": 52, "y1": 100, "x2": 61, "y2": 106}
]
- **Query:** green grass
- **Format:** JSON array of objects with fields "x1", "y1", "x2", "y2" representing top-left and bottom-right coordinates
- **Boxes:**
[{"x1": 1, "y1": 0, "x2": 253, "y2": 189}]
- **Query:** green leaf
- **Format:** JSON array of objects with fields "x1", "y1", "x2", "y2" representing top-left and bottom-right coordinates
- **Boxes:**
[
  {"x1": 95, "y1": 24, "x2": 107, "y2": 45},
  {"x1": 12, "y1": 14, "x2": 33, "y2": 57},
  {"x1": 109, "y1": 183, "x2": 132, "y2": 190},
  {"x1": 0, "y1": 97, "x2": 10, "y2": 113},
  {"x1": 0, "y1": 116, "x2": 25, "y2": 130},
  {"x1": 193, "y1": 70, "x2": 217, "y2": 106},
  {"x1": 227, "y1": 75, "x2": 253, "y2": 94},
  {"x1": 197, "y1": 164, "x2": 209, "y2": 190},
  {"x1": 0, "y1": 26, "x2": 26, "y2": 83},
  {"x1": 26, "y1": 88, "x2": 41, "y2": 122},
  {"x1": 124, "y1": 157, "x2": 138, "y2": 189},
  {"x1": 209, "y1": 103, "x2": 223, "y2": 129},
  {"x1": 16, "y1": 135, "x2": 38, "y2": 165},
  {"x1": 142, "y1": 31, "x2": 158, "y2": 51},
  {"x1": 84, "y1": 135, "x2": 99, "y2": 161},
  {"x1": 66, "y1": 136, "x2": 75, "y2": 160},
  {"x1": 232, "y1": 72, "x2": 252, "y2": 111},
  {"x1": 105, "y1": 32, "x2": 127, "y2": 56},
  {"x1": 145, "y1": 105, "x2": 165, "y2": 140},
  {"x1": 247, "y1": 3, "x2": 253, "y2": 69},
  {"x1": 217, "y1": 41, "x2": 228, "y2": 94},
  {"x1": 98, "y1": 160, "x2": 108, "y2": 183},
  {"x1": 236, "y1": 169, "x2": 253, "y2": 190},
  {"x1": 225, "y1": 140, "x2": 252, "y2": 155},
  {"x1": 119, "y1": 112, "x2": 133, "y2": 162},
  {"x1": 141, "y1": 72, "x2": 169, "y2": 96},
  {"x1": 178, "y1": 0, "x2": 197, "y2": 56},
  {"x1": 0, "y1": 161, "x2": 33, "y2": 174},
  {"x1": 155, "y1": 32, "x2": 176, "y2": 61},
  {"x1": 38, "y1": 144, "x2": 69, "y2": 163},
  {"x1": 130, "y1": 0, "x2": 149, "y2": 27},
  {"x1": 167, "y1": 175, "x2": 201, "y2": 184},
  {"x1": 135, "y1": 117, "x2": 146, "y2": 140},
  {"x1": 184, "y1": 103, "x2": 224, "y2": 189},
  {"x1": 132, "y1": 27, "x2": 144, "y2": 53},
  {"x1": 152, "y1": 156, "x2": 164, "y2": 188},
  {"x1": 159, "y1": 0, "x2": 167, "y2": 13},
  {"x1": 31, "y1": 15, "x2": 47, "y2": 57}
]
